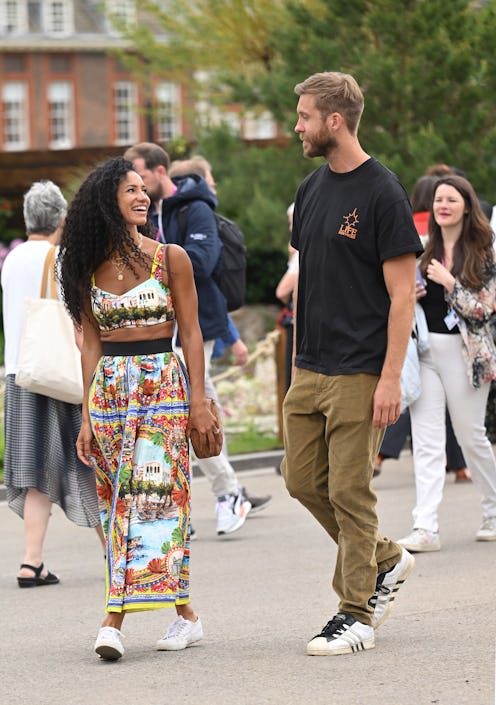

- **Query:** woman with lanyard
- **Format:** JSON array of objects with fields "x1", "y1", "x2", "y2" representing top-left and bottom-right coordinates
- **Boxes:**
[{"x1": 398, "y1": 174, "x2": 496, "y2": 552}]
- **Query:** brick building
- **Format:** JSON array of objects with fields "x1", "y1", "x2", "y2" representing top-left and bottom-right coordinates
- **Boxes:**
[{"x1": 0, "y1": 0, "x2": 278, "y2": 152}]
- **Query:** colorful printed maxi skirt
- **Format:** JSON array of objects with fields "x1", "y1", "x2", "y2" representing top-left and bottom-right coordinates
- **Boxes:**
[{"x1": 89, "y1": 351, "x2": 190, "y2": 613}]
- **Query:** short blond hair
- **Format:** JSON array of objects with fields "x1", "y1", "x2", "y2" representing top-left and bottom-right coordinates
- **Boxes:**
[
  {"x1": 295, "y1": 71, "x2": 364, "y2": 133},
  {"x1": 169, "y1": 155, "x2": 211, "y2": 179}
]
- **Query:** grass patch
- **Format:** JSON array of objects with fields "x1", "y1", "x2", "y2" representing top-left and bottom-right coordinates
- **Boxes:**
[{"x1": 227, "y1": 429, "x2": 283, "y2": 456}]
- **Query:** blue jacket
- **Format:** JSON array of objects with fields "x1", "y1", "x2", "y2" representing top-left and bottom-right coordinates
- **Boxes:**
[{"x1": 160, "y1": 175, "x2": 228, "y2": 342}]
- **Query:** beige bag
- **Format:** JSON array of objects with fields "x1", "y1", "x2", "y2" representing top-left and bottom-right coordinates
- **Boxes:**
[{"x1": 15, "y1": 246, "x2": 83, "y2": 405}]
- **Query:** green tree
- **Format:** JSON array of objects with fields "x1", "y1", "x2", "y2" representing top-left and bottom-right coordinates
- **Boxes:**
[
  {"x1": 241, "y1": 0, "x2": 496, "y2": 197},
  {"x1": 114, "y1": 0, "x2": 286, "y2": 93},
  {"x1": 117, "y1": 0, "x2": 496, "y2": 198}
]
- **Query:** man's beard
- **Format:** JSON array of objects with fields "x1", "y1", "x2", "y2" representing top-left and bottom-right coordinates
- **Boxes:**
[
  {"x1": 303, "y1": 128, "x2": 337, "y2": 159},
  {"x1": 147, "y1": 182, "x2": 163, "y2": 204}
]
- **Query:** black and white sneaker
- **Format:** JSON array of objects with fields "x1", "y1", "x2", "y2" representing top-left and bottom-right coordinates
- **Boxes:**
[
  {"x1": 306, "y1": 613, "x2": 374, "y2": 656},
  {"x1": 369, "y1": 547, "x2": 415, "y2": 628},
  {"x1": 240, "y1": 486, "x2": 272, "y2": 515}
]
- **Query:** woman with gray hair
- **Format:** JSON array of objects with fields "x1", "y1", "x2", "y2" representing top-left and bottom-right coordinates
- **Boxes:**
[{"x1": 1, "y1": 180, "x2": 103, "y2": 588}]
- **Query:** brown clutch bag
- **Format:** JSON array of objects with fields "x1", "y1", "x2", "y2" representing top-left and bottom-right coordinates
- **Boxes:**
[{"x1": 189, "y1": 399, "x2": 223, "y2": 459}]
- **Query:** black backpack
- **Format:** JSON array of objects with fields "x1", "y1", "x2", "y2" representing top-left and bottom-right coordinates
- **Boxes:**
[{"x1": 176, "y1": 205, "x2": 247, "y2": 312}]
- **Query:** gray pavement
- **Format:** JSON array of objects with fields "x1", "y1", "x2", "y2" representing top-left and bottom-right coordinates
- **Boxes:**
[{"x1": 1, "y1": 451, "x2": 495, "y2": 705}]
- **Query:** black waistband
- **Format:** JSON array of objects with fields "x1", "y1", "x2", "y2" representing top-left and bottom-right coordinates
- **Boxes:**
[{"x1": 102, "y1": 338, "x2": 173, "y2": 356}]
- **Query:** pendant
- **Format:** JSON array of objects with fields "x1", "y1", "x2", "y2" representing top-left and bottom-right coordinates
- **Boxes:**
[{"x1": 117, "y1": 273, "x2": 123, "y2": 281}]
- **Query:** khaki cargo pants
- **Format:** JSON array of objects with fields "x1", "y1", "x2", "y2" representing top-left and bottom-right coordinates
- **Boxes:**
[{"x1": 281, "y1": 368, "x2": 402, "y2": 625}]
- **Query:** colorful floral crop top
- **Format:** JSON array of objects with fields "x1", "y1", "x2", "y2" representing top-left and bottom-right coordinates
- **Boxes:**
[{"x1": 91, "y1": 245, "x2": 174, "y2": 332}]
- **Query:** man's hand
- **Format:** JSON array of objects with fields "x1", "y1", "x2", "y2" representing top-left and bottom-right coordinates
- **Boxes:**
[
  {"x1": 231, "y1": 338, "x2": 248, "y2": 366},
  {"x1": 372, "y1": 376, "x2": 401, "y2": 429}
]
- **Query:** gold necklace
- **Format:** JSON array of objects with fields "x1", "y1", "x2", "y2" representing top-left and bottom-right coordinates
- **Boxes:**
[{"x1": 111, "y1": 233, "x2": 143, "y2": 281}]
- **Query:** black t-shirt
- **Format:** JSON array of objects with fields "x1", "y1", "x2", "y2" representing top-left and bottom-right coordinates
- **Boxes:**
[{"x1": 292, "y1": 157, "x2": 422, "y2": 376}]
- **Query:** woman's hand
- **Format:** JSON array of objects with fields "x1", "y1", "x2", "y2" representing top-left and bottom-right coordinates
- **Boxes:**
[
  {"x1": 426, "y1": 258, "x2": 456, "y2": 293},
  {"x1": 186, "y1": 398, "x2": 221, "y2": 454},
  {"x1": 76, "y1": 420, "x2": 96, "y2": 467}
]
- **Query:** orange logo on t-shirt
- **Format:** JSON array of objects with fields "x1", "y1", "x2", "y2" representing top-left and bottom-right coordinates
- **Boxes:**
[{"x1": 338, "y1": 208, "x2": 359, "y2": 239}]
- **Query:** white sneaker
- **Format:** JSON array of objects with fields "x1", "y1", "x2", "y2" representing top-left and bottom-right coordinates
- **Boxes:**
[
  {"x1": 215, "y1": 492, "x2": 251, "y2": 535},
  {"x1": 156, "y1": 616, "x2": 203, "y2": 651},
  {"x1": 369, "y1": 547, "x2": 415, "y2": 628},
  {"x1": 94, "y1": 626, "x2": 125, "y2": 660},
  {"x1": 397, "y1": 528, "x2": 441, "y2": 553},
  {"x1": 476, "y1": 516, "x2": 496, "y2": 541},
  {"x1": 307, "y1": 613, "x2": 374, "y2": 656}
]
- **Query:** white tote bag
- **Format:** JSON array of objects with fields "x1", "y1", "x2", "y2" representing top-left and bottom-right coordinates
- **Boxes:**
[{"x1": 15, "y1": 246, "x2": 83, "y2": 405}]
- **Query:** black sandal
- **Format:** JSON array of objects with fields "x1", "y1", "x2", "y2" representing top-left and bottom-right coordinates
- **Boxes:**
[{"x1": 17, "y1": 563, "x2": 60, "y2": 588}]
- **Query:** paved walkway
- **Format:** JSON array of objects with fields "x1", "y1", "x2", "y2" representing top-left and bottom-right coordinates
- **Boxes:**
[{"x1": 1, "y1": 453, "x2": 495, "y2": 705}]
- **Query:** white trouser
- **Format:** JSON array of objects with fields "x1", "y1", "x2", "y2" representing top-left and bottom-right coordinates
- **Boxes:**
[
  {"x1": 409, "y1": 332, "x2": 496, "y2": 532},
  {"x1": 174, "y1": 338, "x2": 238, "y2": 498}
]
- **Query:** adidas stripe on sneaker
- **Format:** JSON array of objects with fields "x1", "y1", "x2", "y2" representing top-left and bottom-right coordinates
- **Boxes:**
[
  {"x1": 369, "y1": 547, "x2": 415, "y2": 628},
  {"x1": 307, "y1": 613, "x2": 375, "y2": 656}
]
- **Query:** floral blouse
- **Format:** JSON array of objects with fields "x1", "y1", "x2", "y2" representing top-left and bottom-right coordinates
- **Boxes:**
[{"x1": 448, "y1": 264, "x2": 496, "y2": 388}]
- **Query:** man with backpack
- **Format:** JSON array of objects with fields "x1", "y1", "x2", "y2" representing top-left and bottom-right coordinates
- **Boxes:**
[{"x1": 124, "y1": 142, "x2": 271, "y2": 536}]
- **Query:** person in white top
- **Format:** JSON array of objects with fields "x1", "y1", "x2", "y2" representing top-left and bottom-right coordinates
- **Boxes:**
[{"x1": 1, "y1": 180, "x2": 104, "y2": 589}]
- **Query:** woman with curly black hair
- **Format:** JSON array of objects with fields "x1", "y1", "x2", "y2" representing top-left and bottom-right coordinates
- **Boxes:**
[
  {"x1": 59, "y1": 157, "x2": 218, "y2": 660},
  {"x1": 398, "y1": 175, "x2": 496, "y2": 552}
]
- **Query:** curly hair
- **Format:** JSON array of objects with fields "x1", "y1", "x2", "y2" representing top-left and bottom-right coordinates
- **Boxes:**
[
  {"x1": 58, "y1": 156, "x2": 154, "y2": 324},
  {"x1": 419, "y1": 174, "x2": 494, "y2": 291}
]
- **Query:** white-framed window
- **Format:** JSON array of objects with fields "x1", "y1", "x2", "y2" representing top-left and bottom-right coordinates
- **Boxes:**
[
  {"x1": 113, "y1": 81, "x2": 137, "y2": 145},
  {"x1": 155, "y1": 82, "x2": 180, "y2": 142},
  {"x1": 42, "y1": 0, "x2": 73, "y2": 36},
  {"x1": 242, "y1": 110, "x2": 277, "y2": 140},
  {"x1": 195, "y1": 102, "x2": 241, "y2": 135},
  {"x1": 1, "y1": 0, "x2": 28, "y2": 34},
  {"x1": 2, "y1": 81, "x2": 29, "y2": 150},
  {"x1": 48, "y1": 81, "x2": 73, "y2": 149},
  {"x1": 105, "y1": 0, "x2": 136, "y2": 34}
]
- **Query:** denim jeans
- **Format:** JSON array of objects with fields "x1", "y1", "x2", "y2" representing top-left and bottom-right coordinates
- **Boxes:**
[{"x1": 281, "y1": 368, "x2": 402, "y2": 624}]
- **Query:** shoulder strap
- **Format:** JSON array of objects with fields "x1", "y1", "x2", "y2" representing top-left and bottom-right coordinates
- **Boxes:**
[
  {"x1": 151, "y1": 243, "x2": 162, "y2": 276},
  {"x1": 40, "y1": 246, "x2": 57, "y2": 299},
  {"x1": 176, "y1": 204, "x2": 190, "y2": 246}
]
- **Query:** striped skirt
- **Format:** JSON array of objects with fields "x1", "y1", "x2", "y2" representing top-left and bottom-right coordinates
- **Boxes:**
[
  {"x1": 4, "y1": 374, "x2": 100, "y2": 527},
  {"x1": 89, "y1": 351, "x2": 191, "y2": 613}
]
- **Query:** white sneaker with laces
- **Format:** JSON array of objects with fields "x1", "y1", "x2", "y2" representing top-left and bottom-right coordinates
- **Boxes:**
[
  {"x1": 476, "y1": 516, "x2": 496, "y2": 541},
  {"x1": 307, "y1": 613, "x2": 374, "y2": 656},
  {"x1": 215, "y1": 492, "x2": 251, "y2": 535},
  {"x1": 156, "y1": 616, "x2": 203, "y2": 651},
  {"x1": 369, "y1": 547, "x2": 415, "y2": 628},
  {"x1": 397, "y1": 528, "x2": 441, "y2": 552},
  {"x1": 94, "y1": 626, "x2": 125, "y2": 660}
]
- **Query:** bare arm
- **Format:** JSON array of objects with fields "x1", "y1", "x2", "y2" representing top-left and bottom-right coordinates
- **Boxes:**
[
  {"x1": 276, "y1": 252, "x2": 299, "y2": 304},
  {"x1": 166, "y1": 245, "x2": 218, "y2": 442},
  {"x1": 276, "y1": 270, "x2": 298, "y2": 304},
  {"x1": 373, "y1": 253, "x2": 417, "y2": 429},
  {"x1": 76, "y1": 299, "x2": 103, "y2": 465}
]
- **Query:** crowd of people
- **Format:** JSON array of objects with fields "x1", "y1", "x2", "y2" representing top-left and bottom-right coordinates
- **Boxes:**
[{"x1": 2, "y1": 69, "x2": 496, "y2": 663}]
